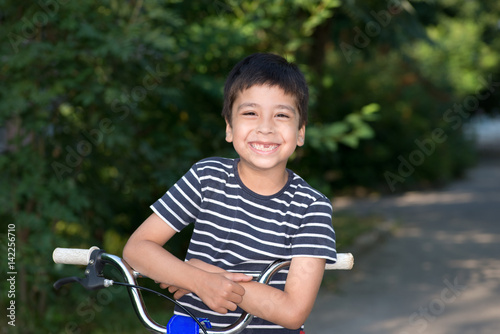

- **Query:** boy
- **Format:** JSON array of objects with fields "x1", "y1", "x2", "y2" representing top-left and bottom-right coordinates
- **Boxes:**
[{"x1": 123, "y1": 53, "x2": 336, "y2": 333}]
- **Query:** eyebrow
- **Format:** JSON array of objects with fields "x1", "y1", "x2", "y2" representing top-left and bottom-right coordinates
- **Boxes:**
[{"x1": 237, "y1": 102, "x2": 296, "y2": 113}]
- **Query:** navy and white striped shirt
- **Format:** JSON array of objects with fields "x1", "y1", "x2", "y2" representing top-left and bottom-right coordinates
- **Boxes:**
[{"x1": 151, "y1": 157, "x2": 336, "y2": 333}]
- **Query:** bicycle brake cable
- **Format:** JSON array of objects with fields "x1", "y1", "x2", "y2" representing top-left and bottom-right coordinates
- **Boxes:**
[{"x1": 112, "y1": 281, "x2": 209, "y2": 334}]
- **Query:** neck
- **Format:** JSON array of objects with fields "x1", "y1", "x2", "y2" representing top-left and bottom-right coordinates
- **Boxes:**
[{"x1": 237, "y1": 162, "x2": 289, "y2": 196}]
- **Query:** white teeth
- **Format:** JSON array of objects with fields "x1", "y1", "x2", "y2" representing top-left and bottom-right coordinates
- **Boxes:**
[{"x1": 251, "y1": 143, "x2": 278, "y2": 151}]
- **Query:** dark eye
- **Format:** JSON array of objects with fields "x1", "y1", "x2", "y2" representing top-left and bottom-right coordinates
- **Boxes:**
[
  {"x1": 276, "y1": 113, "x2": 290, "y2": 118},
  {"x1": 243, "y1": 111, "x2": 256, "y2": 116}
]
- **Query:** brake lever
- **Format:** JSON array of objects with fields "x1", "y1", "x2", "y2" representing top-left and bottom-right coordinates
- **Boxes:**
[
  {"x1": 54, "y1": 249, "x2": 112, "y2": 290},
  {"x1": 53, "y1": 276, "x2": 83, "y2": 290}
]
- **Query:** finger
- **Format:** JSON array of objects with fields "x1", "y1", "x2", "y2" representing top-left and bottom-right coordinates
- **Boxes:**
[
  {"x1": 229, "y1": 281, "x2": 246, "y2": 297},
  {"x1": 224, "y1": 297, "x2": 240, "y2": 312},
  {"x1": 212, "y1": 303, "x2": 235, "y2": 314},
  {"x1": 225, "y1": 302, "x2": 238, "y2": 312},
  {"x1": 159, "y1": 283, "x2": 168, "y2": 289},
  {"x1": 173, "y1": 289, "x2": 189, "y2": 300},
  {"x1": 204, "y1": 294, "x2": 237, "y2": 314},
  {"x1": 228, "y1": 273, "x2": 253, "y2": 282},
  {"x1": 230, "y1": 290, "x2": 245, "y2": 304}
]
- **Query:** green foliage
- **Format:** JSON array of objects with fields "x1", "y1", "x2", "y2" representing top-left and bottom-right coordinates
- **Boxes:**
[
  {"x1": 306, "y1": 103, "x2": 379, "y2": 152},
  {"x1": 1, "y1": 0, "x2": 498, "y2": 332}
]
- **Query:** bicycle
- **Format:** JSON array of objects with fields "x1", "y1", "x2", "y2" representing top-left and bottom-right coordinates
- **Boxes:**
[{"x1": 53, "y1": 246, "x2": 354, "y2": 334}]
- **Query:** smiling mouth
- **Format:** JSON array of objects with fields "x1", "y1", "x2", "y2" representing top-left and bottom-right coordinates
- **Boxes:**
[{"x1": 250, "y1": 142, "x2": 279, "y2": 152}]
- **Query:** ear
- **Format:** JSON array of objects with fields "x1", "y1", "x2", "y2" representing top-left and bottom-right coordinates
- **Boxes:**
[
  {"x1": 225, "y1": 120, "x2": 234, "y2": 143},
  {"x1": 297, "y1": 125, "x2": 305, "y2": 147}
]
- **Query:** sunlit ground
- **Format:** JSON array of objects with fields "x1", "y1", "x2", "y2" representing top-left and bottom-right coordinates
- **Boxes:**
[{"x1": 307, "y1": 129, "x2": 500, "y2": 334}]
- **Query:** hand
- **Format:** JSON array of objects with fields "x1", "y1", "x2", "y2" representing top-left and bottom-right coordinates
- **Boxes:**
[
  {"x1": 186, "y1": 258, "x2": 254, "y2": 312},
  {"x1": 156, "y1": 258, "x2": 253, "y2": 312},
  {"x1": 157, "y1": 282, "x2": 191, "y2": 299},
  {"x1": 154, "y1": 259, "x2": 221, "y2": 299},
  {"x1": 195, "y1": 271, "x2": 253, "y2": 314}
]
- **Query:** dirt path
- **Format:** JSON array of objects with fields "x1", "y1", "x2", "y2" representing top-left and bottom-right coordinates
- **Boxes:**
[{"x1": 305, "y1": 156, "x2": 500, "y2": 334}]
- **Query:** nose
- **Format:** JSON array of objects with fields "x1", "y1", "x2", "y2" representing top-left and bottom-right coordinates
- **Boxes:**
[{"x1": 256, "y1": 115, "x2": 274, "y2": 134}]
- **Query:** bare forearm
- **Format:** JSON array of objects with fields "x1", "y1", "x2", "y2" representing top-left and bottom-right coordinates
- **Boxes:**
[
  {"x1": 237, "y1": 281, "x2": 309, "y2": 330},
  {"x1": 123, "y1": 239, "x2": 203, "y2": 292},
  {"x1": 187, "y1": 258, "x2": 320, "y2": 329},
  {"x1": 123, "y1": 238, "x2": 252, "y2": 314}
]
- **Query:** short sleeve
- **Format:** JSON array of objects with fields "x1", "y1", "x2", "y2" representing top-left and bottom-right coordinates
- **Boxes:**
[
  {"x1": 150, "y1": 166, "x2": 202, "y2": 232},
  {"x1": 291, "y1": 198, "x2": 337, "y2": 264}
]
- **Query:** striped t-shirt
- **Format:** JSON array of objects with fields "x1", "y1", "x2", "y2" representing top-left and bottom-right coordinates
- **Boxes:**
[{"x1": 151, "y1": 157, "x2": 336, "y2": 333}]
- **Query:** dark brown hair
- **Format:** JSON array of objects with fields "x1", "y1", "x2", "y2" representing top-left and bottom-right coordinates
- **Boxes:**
[{"x1": 222, "y1": 53, "x2": 309, "y2": 128}]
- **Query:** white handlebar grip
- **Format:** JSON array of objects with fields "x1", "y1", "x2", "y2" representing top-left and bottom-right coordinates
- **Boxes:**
[
  {"x1": 325, "y1": 253, "x2": 354, "y2": 270},
  {"x1": 52, "y1": 246, "x2": 100, "y2": 265}
]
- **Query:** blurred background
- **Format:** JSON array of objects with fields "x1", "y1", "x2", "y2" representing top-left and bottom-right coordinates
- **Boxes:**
[{"x1": 1, "y1": 0, "x2": 499, "y2": 333}]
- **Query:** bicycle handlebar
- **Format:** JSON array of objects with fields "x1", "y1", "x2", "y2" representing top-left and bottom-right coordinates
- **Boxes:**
[
  {"x1": 53, "y1": 246, "x2": 100, "y2": 265},
  {"x1": 52, "y1": 247, "x2": 354, "y2": 269},
  {"x1": 53, "y1": 247, "x2": 354, "y2": 334}
]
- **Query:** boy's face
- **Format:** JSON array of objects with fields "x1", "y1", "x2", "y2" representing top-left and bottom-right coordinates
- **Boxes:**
[{"x1": 225, "y1": 84, "x2": 305, "y2": 178}]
